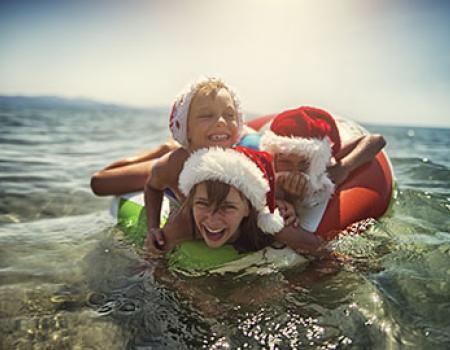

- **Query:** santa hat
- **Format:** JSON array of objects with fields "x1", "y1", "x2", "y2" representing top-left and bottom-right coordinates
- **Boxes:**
[
  {"x1": 169, "y1": 76, "x2": 243, "y2": 149},
  {"x1": 178, "y1": 146, "x2": 284, "y2": 234},
  {"x1": 260, "y1": 106, "x2": 341, "y2": 206}
]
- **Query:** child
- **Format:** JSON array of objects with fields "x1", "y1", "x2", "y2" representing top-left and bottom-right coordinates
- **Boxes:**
[
  {"x1": 143, "y1": 77, "x2": 246, "y2": 248},
  {"x1": 260, "y1": 106, "x2": 386, "y2": 233},
  {"x1": 145, "y1": 146, "x2": 325, "y2": 255},
  {"x1": 90, "y1": 77, "x2": 242, "y2": 196}
]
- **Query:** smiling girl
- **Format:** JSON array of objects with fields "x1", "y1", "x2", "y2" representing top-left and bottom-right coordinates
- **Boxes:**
[{"x1": 145, "y1": 147, "x2": 326, "y2": 255}]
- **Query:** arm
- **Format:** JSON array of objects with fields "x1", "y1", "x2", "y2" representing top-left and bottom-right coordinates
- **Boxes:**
[
  {"x1": 274, "y1": 224, "x2": 327, "y2": 256},
  {"x1": 103, "y1": 140, "x2": 178, "y2": 170},
  {"x1": 144, "y1": 158, "x2": 169, "y2": 247},
  {"x1": 91, "y1": 160, "x2": 154, "y2": 196},
  {"x1": 90, "y1": 141, "x2": 179, "y2": 196},
  {"x1": 328, "y1": 134, "x2": 386, "y2": 186},
  {"x1": 144, "y1": 204, "x2": 193, "y2": 255},
  {"x1": 144, "y1": 149, "x2": 190, "y2": 251}
]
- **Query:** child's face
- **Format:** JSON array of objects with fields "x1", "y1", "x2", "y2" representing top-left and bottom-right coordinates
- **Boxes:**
[
  {"x1": 187, "y1": 88, "x2": 239, "y2": 151},
  {"x1": 192, "y1": 183, "x2": 249, "y2": 248},
  {"x1": 274, "y1": 153, "x2": 310, "y2": 173}
]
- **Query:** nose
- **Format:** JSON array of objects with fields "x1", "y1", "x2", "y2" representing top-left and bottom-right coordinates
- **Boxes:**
[
  {"x1": 205, "y1": 208, "x2": 223, "y2": 222},
  {"x1": 215, "y1": 115, "x2": 226, "y2": 126}
]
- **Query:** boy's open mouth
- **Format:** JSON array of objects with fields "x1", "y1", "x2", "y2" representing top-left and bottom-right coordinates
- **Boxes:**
[
  {"x1": 208, "y1": 134, "x2": 230, "y2": 142},
  {"x1": 203, "y1": 224, "x2": 226, "y2": 241}
]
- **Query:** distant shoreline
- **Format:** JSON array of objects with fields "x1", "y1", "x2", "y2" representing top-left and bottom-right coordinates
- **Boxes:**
[{"x1": 1, "y1": 95, "x2": 448, "y2": 129}]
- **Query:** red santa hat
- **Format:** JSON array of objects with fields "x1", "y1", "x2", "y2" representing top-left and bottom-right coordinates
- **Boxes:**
[
  {"x1": 178, "y1": 146, "x2": 284, "y2": 234},
  {"x1": 260, "y1": 106, "x2": 341, "y2": 206},
  {"x1": 169, "y1": 76, "x2": 243, "y2": 149}
]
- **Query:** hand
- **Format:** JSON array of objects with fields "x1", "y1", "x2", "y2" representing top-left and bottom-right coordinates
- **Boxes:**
[
  {"x1": 328, "y1": 251, "x2": 352, "y2": 263},
  {"x1": 145, "y1": 210, "x2": 192, "y2": 255},
  {"x1": 275, "y1": 199, "x2": 300, "y2": 227},
  {"x1": 327, "y1": 160, "x2": 350, "y2": 186},
  {"x1": 143, "y1": 228, "x2": 166, "y2": 258},
  {"x1": 277, "y1": 172, "x2": 308, "y2": 199}
]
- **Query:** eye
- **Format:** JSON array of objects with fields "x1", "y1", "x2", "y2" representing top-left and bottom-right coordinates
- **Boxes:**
[
  {"x1": 221, "y1": 204, "x2": 237, "y2": 212},
  {"x1": 194, "y1": 200, "x2": 209, "y2": 208},
  {"x1": 198, "y1": 114, "x2": 213, "y2": 119}
]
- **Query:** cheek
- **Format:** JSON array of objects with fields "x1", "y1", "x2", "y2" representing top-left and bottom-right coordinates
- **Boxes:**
[
  {"x1": 275, "y1": 162, "x2": 289, "y2": 172},
  {"x1": 225, "y1": 211, "x2": 245, "y2": 229},
  {"x1": 228, "y1": 120, "x2": 239, "y2": 133},
  {"x1": 192, "y1": 208, "x2": 204, "y2": 226}
]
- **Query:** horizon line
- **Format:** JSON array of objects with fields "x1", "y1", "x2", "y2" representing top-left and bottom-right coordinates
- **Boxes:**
[{"x1": 1, "y1": 93, "x2": 449, "y2": 130}]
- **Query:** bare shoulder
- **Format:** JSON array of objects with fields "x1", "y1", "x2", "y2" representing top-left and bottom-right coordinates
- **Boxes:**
[
  {"x1": 165, "y1": 148, "x2": 190, "y2": 176},
  {"x1": 153, "y1": 147, "x2": 186, "y2": 171},
  {"x1": 150, "y1": 147, "x2": 189, "y2": 191}
]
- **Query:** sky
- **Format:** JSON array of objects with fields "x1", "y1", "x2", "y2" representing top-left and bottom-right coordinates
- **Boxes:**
[{"x1": 1, "y1": 0, "x2": 449, "y2": 127}]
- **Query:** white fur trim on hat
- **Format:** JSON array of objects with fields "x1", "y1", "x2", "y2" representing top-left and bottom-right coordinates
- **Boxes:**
[
  {"x1": 179, "y1": 147, "x2": 284, "y2": 234},
  {"x1": 170, "y1": 76, "x2": 243, "y2": 149},
  {"x1": 257, "y1": 207, "x2": 284, "y2": 234},
  {"x1": 260, "y1": 130, "x2": 335, "y2": 207}
]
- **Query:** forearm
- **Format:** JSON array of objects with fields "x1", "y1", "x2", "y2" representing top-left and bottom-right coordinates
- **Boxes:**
[
  {"x1": 338, "y1": 134, "x2": 386, "y2": 173},
  {"x1": 104, "y1": 143, "x2": 175, "y2": 170},
  {"x1": 161, "y1": 215, "x2": 192, "y2": 251},
  {"x1": 144, "y1": 183, "x2": 164, "y2": 229},
  {"x1": 274, "y1": 225, "x2": 327, "y2": 256},
  {"x1": 90, "y1": 161, "x2": 151, "y2": 196},
  {"x1": 329, "y1": 134, "x2": 386, "y2": 185}
]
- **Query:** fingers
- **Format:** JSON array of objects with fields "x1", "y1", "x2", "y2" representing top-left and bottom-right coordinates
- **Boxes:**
[
  {"x1": 143, "y1": 228, "x2": 166, "y2": 258},
  {"x1": 329, "y1": 251, "x2": 352, "y2": 263},
  {"x1": 143, "y1": 235, "x2": 164, "y2": 258},
  {"x1": 276, "y1": 172, "x2": 288, "y2": 189},
  {"x1": 276, "y1": 199, "x2": 287, "y2": 213},
  {"x1": 276, "y1": 199, "x2": 299, "y2": 227},
  {"x1": 281, "y1": 173, "x2": 308, "y2": 197},
  {"x1": 283, "y1": 214, "x2": 295, "y2": 226},
  {"x1": 148, "y1": 228, "x2": 165, "y2": 247}
]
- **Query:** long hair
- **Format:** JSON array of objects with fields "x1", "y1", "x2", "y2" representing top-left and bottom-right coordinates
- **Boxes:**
[{"x1": 181, "y1": 180, "x2": 274, "y2": 253}]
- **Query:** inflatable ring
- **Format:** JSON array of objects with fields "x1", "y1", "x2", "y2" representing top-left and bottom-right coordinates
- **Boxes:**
[
  {"x1": 111, "y1": 192, "x2": 310, "y2": 276},
  {"x1": 245, "y1": 115, "x2": 395, "y2": 240},
  {"x1": 111, "y1": 115, "x2": 394, "y2": 276}
]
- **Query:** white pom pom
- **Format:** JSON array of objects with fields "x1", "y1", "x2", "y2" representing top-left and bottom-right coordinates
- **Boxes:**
[{"x1": 257, "y1": 208, "x2": 284, "y2": 234}]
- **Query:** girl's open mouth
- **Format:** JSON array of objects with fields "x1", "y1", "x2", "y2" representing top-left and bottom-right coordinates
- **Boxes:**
[{"x1": 203, "y1": 225, "x2": 226, "y2": 242}]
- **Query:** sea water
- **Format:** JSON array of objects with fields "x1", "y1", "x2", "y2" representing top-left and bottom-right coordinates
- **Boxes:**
[{"x1": 0, "y1": 98, "x2": 449, "y2": 349}]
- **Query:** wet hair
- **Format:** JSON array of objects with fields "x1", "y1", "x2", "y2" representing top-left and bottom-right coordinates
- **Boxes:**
[{"x1": 182, "y1": 180, "x2": 274, "y2": 253}]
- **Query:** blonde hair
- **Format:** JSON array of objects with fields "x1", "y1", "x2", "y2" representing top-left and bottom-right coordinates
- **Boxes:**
[
  {"x1": 190, "y1": 79, "x2": 232, "y2": 105},
  {"x1": 170, "y1": 76, "x2": 242, "y2": 149}
]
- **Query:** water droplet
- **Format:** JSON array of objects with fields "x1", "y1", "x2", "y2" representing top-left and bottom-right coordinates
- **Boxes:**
[{"x1": 407, "y1": 129, "x2": 415, "y2": 137}]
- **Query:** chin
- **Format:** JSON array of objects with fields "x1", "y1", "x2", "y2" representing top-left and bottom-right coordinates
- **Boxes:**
[
  {"x1": 204, "y1": 239, "x2": 226, "y2": 248},
  {"x1": 207, "y1": 141, "x2": 233, "y2": 148},
  {"x1": 202, "y1": 230, "x2": 229, "y2": 248}
]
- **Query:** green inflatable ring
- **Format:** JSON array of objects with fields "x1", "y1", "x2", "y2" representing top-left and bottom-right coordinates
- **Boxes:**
[{"x1": 111, "y1": 192, "x2": 309, "y2": 277}]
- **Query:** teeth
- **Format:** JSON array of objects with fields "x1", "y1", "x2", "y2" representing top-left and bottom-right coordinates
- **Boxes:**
[
  {"x1": 210, "y1": 134, "x2": 228, "y2": 141},
  {"x1": 204, "y1": 225, "x2": 225, "y2": 233}
]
